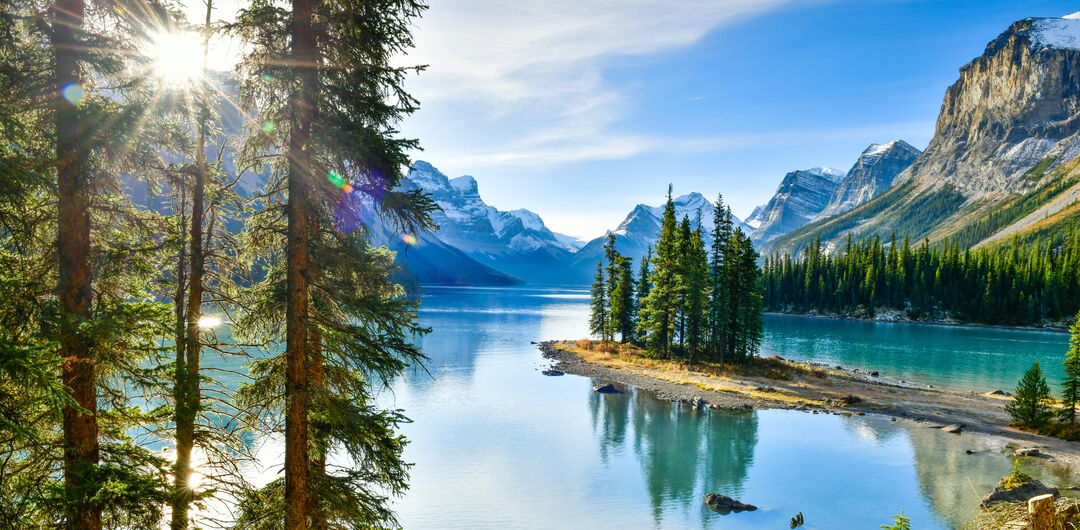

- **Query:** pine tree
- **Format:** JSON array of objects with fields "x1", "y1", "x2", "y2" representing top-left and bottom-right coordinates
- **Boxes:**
[
  {"x1": 675, "y1": 217, "x2": 693, "y2": 353},
  {"x1": 635, "y1": 248, "x2": 652, "y2": 344},
  {"x1": 1006, "y1": 360, "x2": 1054, "y2": 428},
  {"x1": 230, "y1": 0, "x2": 434, "y2": 526},
  {"x1": 708, "y1": 197, "x2": 733, "y2": 363},
  {"x1": 1061, "y1": 310, "x2": 1080, "y2": 424},
  {"x1": 640, "y1": 186, "x2": 679, "y2": 358},
  {"x1": 684, "y1": 226, "x2": 709, "y2": 364},
  {"x1": 590, "y1": 264, "x2": 608, "y2": 339},
  {"x1": 603, "y1": 233, "x2": 620, "y2": 342},
  {"x1": 615, "y1": 257, "x2": 636, "y2": 342}
]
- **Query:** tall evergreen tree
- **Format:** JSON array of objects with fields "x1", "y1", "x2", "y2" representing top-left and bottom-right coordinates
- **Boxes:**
[
  {"x1": 603, "y1": 232, "x2": 620, "y2": 342},
  {"x1": 590, "y1": 264, "x2": 607, "y2": 339},
  {"x1": 684, "y1": 225, "x2": 709, "y2": 364},
  {"x1": 708, "y1": 195, "x2": 733, "y2": 361},
  {"x1": 640, "y1": 186, "x2": 679, "y2": 358},
  {"x1": 230, "y1": 0, "x2": 434, "y2": 526},
  {"x1": 635, "y1": 247, "x2": 652, "y2": 343},
  {"x1": 1061, "y1": 310, "x2": 1080, "y2": 424},
  {"x1": 614, "y1": 257, "x2": 637, "y2": 342}
]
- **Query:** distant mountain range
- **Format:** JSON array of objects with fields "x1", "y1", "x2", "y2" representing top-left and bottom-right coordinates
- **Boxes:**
[
  {"x1": 384, "y1": 11, "x2": 1080, "y2": 287},
  {"x1": 762, "y1": 11, "x2": 1080, "y2": 255}
]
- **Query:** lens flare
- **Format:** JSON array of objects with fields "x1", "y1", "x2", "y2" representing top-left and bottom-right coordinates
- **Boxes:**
[
  {"x1": 262, "y1": 121, "x2": 274, "y2": 134},
  {"x1": 61, "y1": 83, "x2": 85, "y2": 104},
  {"x1": 402, "y1": 233, "x2": 417, "y2": 245},
  {"x1": 197, "y1": 315, "x2": 222, "y2": 328},
  {"x1": 328, "y1": 171, "x2": 345, "y2": 188},
  {"x1": 147, "y1": 31, "x2": 204, "y2": 86}
]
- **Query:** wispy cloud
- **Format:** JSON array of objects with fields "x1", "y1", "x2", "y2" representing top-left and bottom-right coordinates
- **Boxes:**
[
  {"x1": 436, "y1": 120, "x2": 935, "y2": 169},
  {"x1": 403, "y1": 0, "x2": 801, "y2": 170}
]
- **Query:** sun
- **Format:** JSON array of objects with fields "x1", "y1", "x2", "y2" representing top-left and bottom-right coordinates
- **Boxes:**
[{"x1": 147, "y1": 31, "x2": 204, "y2": 86}]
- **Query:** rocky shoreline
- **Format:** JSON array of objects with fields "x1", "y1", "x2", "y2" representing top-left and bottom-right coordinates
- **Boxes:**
[{"x1": 538, "y1": 340, "x2": 1080, "y2": 479}]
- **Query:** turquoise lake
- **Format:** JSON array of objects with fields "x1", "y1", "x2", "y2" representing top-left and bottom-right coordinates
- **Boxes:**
[{"x1": 381, "y1": 286, "x2": 1073, "y2": 529}]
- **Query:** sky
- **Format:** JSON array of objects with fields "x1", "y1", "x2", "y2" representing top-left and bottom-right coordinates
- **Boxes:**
[{"x1": 185, "y1": 0, "x2": 1080, "y2": 242}]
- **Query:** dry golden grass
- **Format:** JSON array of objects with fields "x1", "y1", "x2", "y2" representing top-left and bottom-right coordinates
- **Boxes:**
[{"x1": 559, "y1": 340, "x2": 832, "y2": 407}]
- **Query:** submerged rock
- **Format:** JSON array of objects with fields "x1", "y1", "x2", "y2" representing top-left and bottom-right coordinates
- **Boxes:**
[
  {"x1": 704, "y1": 493, "x2": 757, "y2": 513},
  {"x1": 541, "y1": 369, "x2": 564, "y2": 376},
  {"x1": 980, "y1": 479, "x2": 1058, "y2": 507},
  {"x1": 593, "y1": 383, "x2": 622, "y2": 394},
  {"x1": 944, "y1": 424, "x2": 965, "y2": 434},
  {"x1": 990, "y1": 389, "x2": 1013, "y2": 396}
]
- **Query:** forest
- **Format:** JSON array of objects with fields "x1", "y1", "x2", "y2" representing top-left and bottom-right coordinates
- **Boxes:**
[
  {"x1": 761, "y1": 230, "x2": 1080, "y2": 326},
  {"x1": 590, "y1": 189, "x2": 764, "y2": 365},
  {"x1": 0, "y1": 0, "x2": 431, "y2": 528}
]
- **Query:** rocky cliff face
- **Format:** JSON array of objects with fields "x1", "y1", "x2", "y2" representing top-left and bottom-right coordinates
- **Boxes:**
[
  {"x1": 762, "y1": 12, "x2": 1080, "y2": 256},
  {"x1": 749, "y1": 167, "x2": 844, "y2": 243},
  {"x1": 817, "y1": 140, "x2": 921, "y2": 218},
  {"x1": 902, "y1": 13, "x2": 1080, "y2": 196}
]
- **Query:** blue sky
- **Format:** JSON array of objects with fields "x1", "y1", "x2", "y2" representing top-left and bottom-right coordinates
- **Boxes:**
[
  {"x1": 185, "y1": 0, "x2": 1080, "y2": 241},
  {"x1": 395, "y1": 0, "x2": 1080, "y2": 241}
]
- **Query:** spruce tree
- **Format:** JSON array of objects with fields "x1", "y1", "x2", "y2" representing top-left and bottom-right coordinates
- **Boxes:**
[
  {"x1": 708, "y1": 196, "x2": 733, "y2": 363},
  {"x1": 635, "y1": 248, "x2": 652, "y2": 344},
  {"x1": 640, "y1": 186, "x2": 679, "y2": 358},
  {"x1": 1061, "y1": 310, "x2": 1080, "y2": 424},
  {"x1": 684, "y1": 226, "x2": 709, "y2": 364},
  {"x1": 590, "y1": 264, "x2": 608, "y2": 339},
  {"x1": 1006, "y1": 360, "x2": 1054, "y2": 428},
  {"x1": 603, "y1": 233, "x2": 620, "y2": 342},
  {"x1": 230, "y1": 0, "x2": 434, "y2": 526},
  {"x1": 615, "y1": 257, "x2": 636, "y2": 342}
]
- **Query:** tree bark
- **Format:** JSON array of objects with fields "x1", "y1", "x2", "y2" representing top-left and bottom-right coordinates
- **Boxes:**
[
  {"x1": 53, "y1": 0, "x2": 99, "y2": 527},
  {"x1": 171, "y1": 4, "x2": 213, "y2": 527},
  {"x1": 285, "y1": 0, "x2": 316, "y2": 524}
]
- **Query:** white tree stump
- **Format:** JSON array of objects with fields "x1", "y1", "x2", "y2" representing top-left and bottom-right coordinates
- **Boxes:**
[{"x1": 1029, "y1": 493, "x2": 1055, "y2": 530}]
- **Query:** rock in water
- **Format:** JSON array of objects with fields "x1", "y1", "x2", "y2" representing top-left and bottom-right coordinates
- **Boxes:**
[
  {"x1": 944, "y1": 423, "x2": 964, "y2": 434},
  {"x1": 980, "y1": 479, "x2": 1058, "y2": 507},
  {"x1": 704, "y1": 493, "x2": 757, "y2": 513},
  {"x1": 541, "y1": 370, "x2": 564, "y2": 376},
  {"x1": 593, "y1": 383, "x2": 621, "y2": 393}
]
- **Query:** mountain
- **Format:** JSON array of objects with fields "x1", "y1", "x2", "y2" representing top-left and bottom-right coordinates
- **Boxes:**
[
  {"x1": 816, "y1": 140, "x2": 922, "y2": 218},
  {"x1": 748, "y1": 167, "x2": 845, "y2": 243},
  {"x1": 763, "y1": 12, "x2": 1080, "y2": 255},
  {"x1": 565, "y1": 192, "x2": 751, "y2": 284},
  {"x1": 399, "y1": 161, "x2": 575, "y2": 283}
]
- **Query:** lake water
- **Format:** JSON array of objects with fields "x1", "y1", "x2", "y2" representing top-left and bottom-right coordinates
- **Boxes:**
[{"x1": 382, "y1": 286, "x2": 1072, "y2": 529}]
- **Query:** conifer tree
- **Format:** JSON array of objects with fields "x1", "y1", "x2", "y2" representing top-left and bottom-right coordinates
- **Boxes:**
[
  {"x1": 675, "y1": 217, "x2": 693, "y2": 352},
  {"x1": 684, "y1": 225, "x2": 709, "y2": 364},
  {"x1": 635, "y1": 248, "x2": 652, "y2": 344},
  {"x1": 640, "y1": 186, "x2": 679, "y2": 358},
  {"x1": 603, "y1": 233, "x2": 620, "y2": 342},
  {"x1": 1007, "y1": 360, "x2": 1054, "y2": 428},
  {"x1": 230, "y1": 0, "x2": 434, "y2": 526},
  {"x1": 614, "y1": 257, "x2": 636, "y2": 342},
  {"x1": 1061, "y1": 310, "x2": 1080, "y2": 424},
  {"x1": 708, "y1": 196, "x2": 733, "y2": 363},
  {"x1": 590, "y1": 264, "x2": 608, "y2": 339}
]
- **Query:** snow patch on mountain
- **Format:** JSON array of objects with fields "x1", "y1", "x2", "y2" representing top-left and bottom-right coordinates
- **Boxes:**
[{"x1": 1029, "y1": 16, "x2": 1080, "y2": 51}]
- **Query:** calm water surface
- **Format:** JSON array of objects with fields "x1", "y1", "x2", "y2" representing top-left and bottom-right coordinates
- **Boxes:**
[{"x1": 382, "y1": 286, "x2": 1072, "y2": 529}]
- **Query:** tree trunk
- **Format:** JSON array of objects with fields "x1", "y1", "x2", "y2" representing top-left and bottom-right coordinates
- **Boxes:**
[
  {"x1": 53, "y1": 0, "x2": 99, "y2": 527},
  {"x1": 308, "y1": 324, "x2": 328, "y2": 530},
  {"x1": 171, "y1": 4, "x2": 213, "y2": 527},
  {"x1": 171, "y1": 181, "x2": 189, "y2": 529},
  {"x1": 285, "y1": 0, "x2": 316, "y2": 524}
]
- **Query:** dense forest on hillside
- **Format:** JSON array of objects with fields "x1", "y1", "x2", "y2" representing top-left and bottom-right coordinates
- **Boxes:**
[{"x1": 761, "y1": 230, "x2": 1080, "y2": 326}]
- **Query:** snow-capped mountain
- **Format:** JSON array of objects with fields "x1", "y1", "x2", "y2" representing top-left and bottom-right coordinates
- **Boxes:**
[
  {"x1": 816, "y1": 140, "x2": 922, "y2": 218},
  {"x1": 565, "y1": 192, "x2": 751, "y2": 284},
  {"x1": 399, "y1": 161, "x2": 575, "y2": 282},
  {"x1": 749, "y1": 167, "x2": 844, "y2": 243},
  {"x1": 763, "y1": 12, "x2": 1080, "y2": 256}
]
